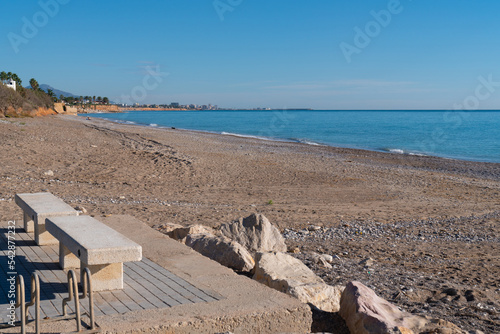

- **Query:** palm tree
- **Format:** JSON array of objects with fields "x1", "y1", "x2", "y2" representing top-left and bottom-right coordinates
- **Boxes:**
[
  {"x1": 0, "y1": 71, "x2": 7, "y2": 83},
  {"x1": 11, "y1": 73, "x2": 22, "y2": 86},
  {"x1": 93, "y1": 96, "x2": 96, "y2": 104},
  {"x1": 29, "y1": 78, "x2": 39, "y2": 91},
  {"x1": 47, "y1": 89, "x2": 55, "y2": 99},
  {"x1": 103, "y1": 97, "x2": 109, "y2": 104},
  {"x1": 97, "y1": 96, "x2": 102, "y2": 103}
]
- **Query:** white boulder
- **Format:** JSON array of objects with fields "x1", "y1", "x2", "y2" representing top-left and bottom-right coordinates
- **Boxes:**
[
  {"x1": 253, "y1": 252, "x2": 344, "y2": 312},
  {"x1": 185, "y1": 233, "x2": 255, "y2": 272},
  {"x1": 167, "y1": 224, "x2": 216, "y2": 243},
  {"x1": 219, "y1": 213, "x2": 287, "y2": 255}
]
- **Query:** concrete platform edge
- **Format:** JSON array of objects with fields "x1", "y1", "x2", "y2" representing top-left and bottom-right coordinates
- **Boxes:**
[{"x1": 85, "y1": 215, "x2": 312, "y2": 333}]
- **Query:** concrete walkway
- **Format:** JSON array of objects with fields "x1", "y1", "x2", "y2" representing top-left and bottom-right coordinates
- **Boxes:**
[{"x1": 1, "y1": 215, "x2": 312, "y2": 333}]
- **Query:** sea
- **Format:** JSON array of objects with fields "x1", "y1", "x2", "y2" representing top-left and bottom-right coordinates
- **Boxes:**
[{"x1": 82, "y1": 110, "x2": 500, "y2": 164}]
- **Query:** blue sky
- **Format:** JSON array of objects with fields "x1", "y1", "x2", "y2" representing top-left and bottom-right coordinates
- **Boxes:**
[{"x1": 2, "y1": 0, "x2": 500, "y2": 109}]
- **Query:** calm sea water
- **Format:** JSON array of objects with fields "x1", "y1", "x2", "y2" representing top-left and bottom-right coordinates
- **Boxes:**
[{"x1": 83, "y1": 110, "x2": 500, "y2": 163}]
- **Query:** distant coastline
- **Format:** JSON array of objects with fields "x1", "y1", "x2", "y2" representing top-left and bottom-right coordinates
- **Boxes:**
[{"x1": 96, "y1": 107, "x2": 500, "y2": 113}]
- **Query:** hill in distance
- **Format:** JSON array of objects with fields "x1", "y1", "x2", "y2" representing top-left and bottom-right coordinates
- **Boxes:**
[
  {"x1": 36, "y1": 84, "x2": 114, "y2": 103},
  {"x1": 38, "y1": 84, "x2": 80, "y2": 98}
]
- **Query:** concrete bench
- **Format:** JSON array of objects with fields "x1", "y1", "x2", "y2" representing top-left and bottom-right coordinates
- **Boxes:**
[
  {"x1": 15, "y1": 192, "x2": 79, "y2": 245},
  {"x1": 46, "y1": 215, "x2": 142, "y2": 291}
]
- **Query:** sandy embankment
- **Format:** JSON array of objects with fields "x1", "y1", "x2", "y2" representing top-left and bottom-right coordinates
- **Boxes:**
[{"x1": 0, "y1": 115, "x2": 499, "y2": 332}]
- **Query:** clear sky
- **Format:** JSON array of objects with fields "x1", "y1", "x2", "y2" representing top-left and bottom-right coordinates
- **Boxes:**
[{"x1": 2, "y1": 0, "x2": 500, "y2": 109}]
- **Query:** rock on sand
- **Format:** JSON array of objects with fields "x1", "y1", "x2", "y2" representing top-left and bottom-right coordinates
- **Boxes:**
[
  {"x1": 339, "y1": 281, "x2": 466, "y2": 334},
  {"x1": 185, "y1": 233, "x2": 255, "y2": 272},
  {"x1": 219, "y1": 213, "x2": 287, "y2": 255},
  {"x1": 253, "y1": 251, "x2": 344, "y2": 312}
]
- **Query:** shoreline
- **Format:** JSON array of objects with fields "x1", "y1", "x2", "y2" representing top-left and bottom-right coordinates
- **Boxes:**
[
  {"x1": 75, "y1": 114, "x2": 500, "y2": 197},
  {"x1": 2, "y1": 113, "x2": 497, "y2": 227},
  {"x1": 0, "y1": 114, "x2": 499, "y2": 332},
  {"x1": 81, "y1": 113, "x2": 500, "y2": 165},
  {"x1": 80, "y1": 114, "x2": 500, "y2": 179}
]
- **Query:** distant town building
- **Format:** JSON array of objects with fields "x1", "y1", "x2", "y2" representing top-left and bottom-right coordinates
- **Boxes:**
[
  {"x1": 5, "y1": 79, "x2": 16, "y2": 91},
  {"x1": 171, "y1": 102, "x2": 180, "y2": 108}
]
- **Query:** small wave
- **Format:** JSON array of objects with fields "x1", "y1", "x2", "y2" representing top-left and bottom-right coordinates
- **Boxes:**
[
  {"x1": 149, "y1": 123, "x2": 158, "y2": 127},
  {"x1": 381, "y1": 148, "x2": 428, "y2": 157},
  {"x1": 105, "y1": 119, "x2": 138, "y2": 125},
  {"x1": 388, "y1": 148, "x2": 405, "y2": 154},
  {"x1": 293, "y1": 138, "x2": 324, "y2": 146},
  {"x1": 221, "y1": 132, "x2": 270, "y2": 141},
  {"x1": 408, "y1": 152, "x2": 428, "y2": 157}
]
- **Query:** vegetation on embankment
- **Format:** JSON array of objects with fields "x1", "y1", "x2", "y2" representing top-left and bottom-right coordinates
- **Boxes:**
[{"x1": 0, "y1": 75, "x2": 54, "y2": 117}]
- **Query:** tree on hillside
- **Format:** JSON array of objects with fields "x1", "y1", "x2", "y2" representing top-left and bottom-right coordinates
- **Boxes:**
[
  {"x1": 93, "y1": 96, "x2": 96, "y2": 103},
  {"x1": 103, "y1": 97, "x2": 109, "y2": 104},
  {"x1": 97, "y1": 96, "x2": 102, "y2": 103},
  {"x1": 11, "y1": 73, "x2": 22, "y2": 86},
  {"x1": 7, "y1": 72, "x2": 12, "y2": 80},
  {"x1": 47, "y1": 89, "x2": 55, "y2": 99},
  {"x1": 0, "y1": 71, "x2": 7, "y2": 83},
  {"x1": 29, "y1": 78, "x2": 39, "y2": 91}
]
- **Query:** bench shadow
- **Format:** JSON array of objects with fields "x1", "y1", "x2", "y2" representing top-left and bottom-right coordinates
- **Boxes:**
[
  {"x1": 0, "y1": 254, "x2": 70, "y2": 302},
  {"x1": 0, "y1": 227, "x2": 37, "y2": 251}
]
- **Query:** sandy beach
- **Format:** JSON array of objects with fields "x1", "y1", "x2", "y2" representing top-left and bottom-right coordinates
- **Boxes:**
[{"x1": 1, "y1": 115, "x2": 499, "y2": 332}]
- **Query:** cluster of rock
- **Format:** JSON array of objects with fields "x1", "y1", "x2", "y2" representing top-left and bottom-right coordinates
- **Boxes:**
[
  {"x1": 283, "y1": 216, "x2": 500, "y2": 245},
  {"x1": 160, "y1": 214, "x2": 468, "y2": 334},
  {"x1": 162, "y1": 214, "x2": 342, "y2": 312}
]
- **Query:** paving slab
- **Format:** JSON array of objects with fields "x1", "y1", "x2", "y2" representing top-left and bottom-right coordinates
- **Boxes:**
[{"x1": 0, "y1": 215, "x2": 312, "y2": 333}]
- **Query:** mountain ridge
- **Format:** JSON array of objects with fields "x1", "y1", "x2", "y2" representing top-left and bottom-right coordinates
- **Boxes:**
[{"x1": 38, "y1": 84, "x2": 80, "y2": 98}]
